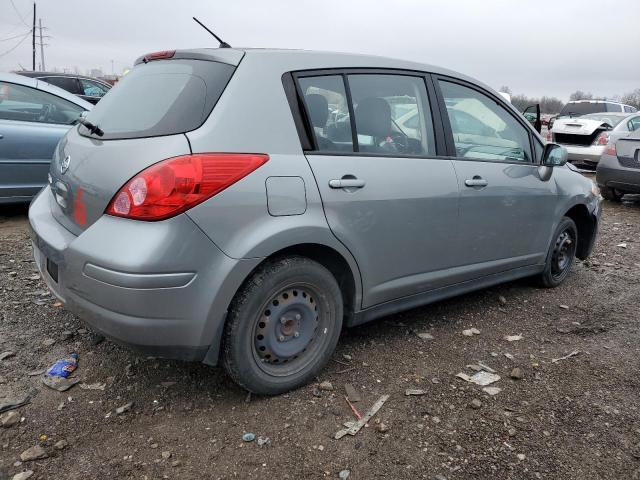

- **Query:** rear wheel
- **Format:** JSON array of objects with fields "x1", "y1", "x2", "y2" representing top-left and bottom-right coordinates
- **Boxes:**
[
  {"x1": 223, "y1": 256, "x2": 343, "y2": 395},
  {"x1": 537, "y1": 217, "x2": 578, "y2": 288},
  {"x1": 600, "y1": 186, "x2": 624, "y2": 202}
]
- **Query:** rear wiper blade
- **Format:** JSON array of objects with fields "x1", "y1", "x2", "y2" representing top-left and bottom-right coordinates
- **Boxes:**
[{"x1": 78, "y1": 118, "x2": 104, "y2": 137}]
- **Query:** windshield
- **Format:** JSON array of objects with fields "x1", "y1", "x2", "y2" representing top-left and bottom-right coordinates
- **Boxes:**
[
  {"x1": 581, "y1": 113, "x2": 626, "y2": 127},
  {"x1": 559, "y1": 102, "x2": 621, "y2": 117},
  {"x1": 79, "y1": 59, "x2": 234, "y2": 140}
]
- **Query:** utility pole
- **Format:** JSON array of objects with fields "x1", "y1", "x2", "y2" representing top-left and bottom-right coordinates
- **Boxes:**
[
  {"x1": 32, "y1": 2, "x2": 36, "y2": 70},
  {"x1": 39, "y1": 18, "x2": 45, "y2": 70}
]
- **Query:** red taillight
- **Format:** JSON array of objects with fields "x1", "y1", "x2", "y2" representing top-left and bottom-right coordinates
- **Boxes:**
[
  {"x1": 595, "y1": 132, "x2": 609, "y2": 146},
  {"x1": 143, "y1": 50, "x2": 176, "y2": 61},
  {"x1": 604, "y1": 143, "x2": 616, "y2": 156},
  {"x1": 105, "y1": 153, "x2": 269, "y2": 221}
]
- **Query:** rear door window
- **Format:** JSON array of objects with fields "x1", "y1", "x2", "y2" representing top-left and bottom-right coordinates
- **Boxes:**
[
  {"x1": 298, "y1": 75, "x2": 353, "y2": 152},
  {"x1": 347, "y1": 74, "x2": 436, "y2": 156},
  {"x1": 80, "y1": 59, "x2": 235, "y2": 140},
  {"x1": 42, "y1": 76, "x2": 81, "y2": 94},
  {"x1": 628, "y1": 117, "x2": 640, "y2": 132},
  {"x1": 296, "y1": 72, "x2": 436, "y2": 156}
]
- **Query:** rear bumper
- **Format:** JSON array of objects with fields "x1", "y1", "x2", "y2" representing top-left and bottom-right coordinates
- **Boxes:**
[
  {"x1": 596, "y1": 154, "x2": 640, "y2": 193},
  {"x1": 563, "y1": 144, "x2": 605, "y2": 166},
  {"x1": 29, "y1": 186, "x2": 261, "y2": 362}
]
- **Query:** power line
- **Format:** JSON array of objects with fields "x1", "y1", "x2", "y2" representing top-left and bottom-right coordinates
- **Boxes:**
[
  {"x1": 0, "y1": 31, "x2": 30, "y2": 58},
  {"x1": 0, "y1": 31, "x2": 32, "y2": 42},
  {"x1": 9, "y1": 0, "x2": 30, "y2": 27}
]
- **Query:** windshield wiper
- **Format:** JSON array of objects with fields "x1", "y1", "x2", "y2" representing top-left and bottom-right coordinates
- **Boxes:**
[{"x1": 78, "y1": 118, "x2": 104, "y2": 137}]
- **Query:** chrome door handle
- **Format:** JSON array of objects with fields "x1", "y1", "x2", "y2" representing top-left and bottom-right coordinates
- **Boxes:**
[
  {"x1": 464, "y1": 177, "x2": 488, "y2": 188},
  {"x1": 329, "y1": 178, "x2": 366, "y2": 189},
  {"x1": 0, "y1": 134, "x2": 4, "y2": 139}
]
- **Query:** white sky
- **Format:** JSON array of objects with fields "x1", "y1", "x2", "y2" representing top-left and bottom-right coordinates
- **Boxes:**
[{"x1": 1, "y1": 0, "x2": 638, "y2": 101}]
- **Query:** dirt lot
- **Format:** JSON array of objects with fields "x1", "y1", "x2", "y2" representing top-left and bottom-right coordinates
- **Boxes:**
[{"x1": 1, "y1": 193, "x2": 639, "y2": 480}]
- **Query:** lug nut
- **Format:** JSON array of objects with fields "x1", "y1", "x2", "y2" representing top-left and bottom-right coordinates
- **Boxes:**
[
  {"x1": 280, "y1": 317, "x2": 287, "y2": 325},
  {"x1": 295, "y1": 313, "x2": 301, "y2": 320},
  {"x1": 278, "y1": 335, "x2": 285, "y2": 342},
  {"x1": 294, "y1": 332, "x2": 300, "y2": 338}
]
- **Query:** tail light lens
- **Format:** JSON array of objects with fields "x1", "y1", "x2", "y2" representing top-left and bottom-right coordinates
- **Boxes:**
[
  {"x1": 106, "y1": 153, "x2": 268, "y2": 221},
  {"x1": 595, "y1": 132, "x2": 609, "y2": 146},
  {"x1": 604, "y1": 143, "x2": 616, "y2": 156}
]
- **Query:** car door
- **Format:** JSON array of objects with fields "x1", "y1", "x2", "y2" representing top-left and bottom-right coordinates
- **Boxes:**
[
  {"x1": 0, "y1": 81, "x2": 85, "y2": 200},
  {"x1": 295, "y1": 71, "x2": 460, "y2": 308},
  {"x1": 434, "y1": 78, "x2": 557, "y2": 279}
]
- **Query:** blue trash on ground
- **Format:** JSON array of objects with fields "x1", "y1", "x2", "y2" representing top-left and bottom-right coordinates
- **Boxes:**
[{"x1": 46, "y1": 353, "x2": 79, "y2": 378}]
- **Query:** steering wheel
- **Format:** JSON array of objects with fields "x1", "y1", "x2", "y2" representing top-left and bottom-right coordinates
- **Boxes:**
[
  {"x1": 38, "y1": 103, "x2": 54, "y2": 123},
  {"x1": 388, "y1": 132, "x2": 410, "y2": 152}
]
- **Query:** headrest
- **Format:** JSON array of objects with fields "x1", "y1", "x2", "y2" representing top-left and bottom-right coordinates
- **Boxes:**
[
  {"x1": 355, "y1": 97, "x2": 391, "y2": 138},
  {"x1": 305, "y1": 94, "x2": 329, "y2": 128}
]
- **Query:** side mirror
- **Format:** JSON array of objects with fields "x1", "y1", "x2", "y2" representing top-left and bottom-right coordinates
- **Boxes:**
[
  {"x1": 524, "y1": 104, "x2": 542, "y2": 133},
  {"x1": 542, "y1": 143, "x2": 568, "y2": 167}
]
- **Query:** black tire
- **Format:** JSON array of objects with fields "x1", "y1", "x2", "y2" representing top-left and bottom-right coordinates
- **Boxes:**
[
  {"x1": 538, "y1": 217, "x2": 578, "y2": 288},
  {"x1": 222, "y1": 256, "x2": 343, "y2": 395},
  {"x1": 600, "y1": 186, "x2": 624, "y2": 202}
]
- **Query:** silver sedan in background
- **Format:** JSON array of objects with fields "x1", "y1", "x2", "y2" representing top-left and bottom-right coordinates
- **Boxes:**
[
  {"x1": 549, "y1": 112, "x2": 640, "y2": 169},
  {"x1": 0, "y1": 73, "x2": 92, "y2": 204}
]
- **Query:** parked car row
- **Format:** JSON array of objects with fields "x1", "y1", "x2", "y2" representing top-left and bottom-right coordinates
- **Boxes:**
[
  {"x1": 548, "y1": 112, "x2": 640, "y2": 169},
  {"x1": 27, "y1": 47, "x2": 601, "y2": 394},
  {"x1": 0, "y1": 73, "x2": 92, "y2": 203},
  {"x1": 15, "y1": 71, "x2": 111, "y2": 104},
  {"x1": 548, "y1": 99, "x2": 637, "y2": 129},
  {"x1": 541, "y1": 101, "x2": 639, "y2": 170}
]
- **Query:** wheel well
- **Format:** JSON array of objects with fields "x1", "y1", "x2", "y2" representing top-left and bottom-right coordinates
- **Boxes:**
[
  {"x1": 564, "y1": 204, "x2": 596, "y2": 260},
  {"x1": 269, "y1": 244, "x2": 357, "y2": 323}
]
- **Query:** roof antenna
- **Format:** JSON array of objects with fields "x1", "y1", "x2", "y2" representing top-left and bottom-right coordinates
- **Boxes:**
[{"x1": 192, "y1": 17, "x2": 231, "y2": 48}]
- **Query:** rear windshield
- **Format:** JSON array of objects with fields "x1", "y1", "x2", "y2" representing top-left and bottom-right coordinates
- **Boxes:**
[
  {"x1": 79, "y1": 59, "x2": 234, "y2": 140},
  {"x1": 559, "y1": 102, "x2": 621, "y2": 116},
  {"x1": 581, "y1": 113, "x2": 626, "y2": 127}
]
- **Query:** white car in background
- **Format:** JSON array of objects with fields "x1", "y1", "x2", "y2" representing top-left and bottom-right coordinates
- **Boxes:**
[
  {"x1": 549, "y1": 112, "x2": 640, "y2": 169},
  {"x1": 547, "y1": 99, "x2": 637, "y2": 129}
]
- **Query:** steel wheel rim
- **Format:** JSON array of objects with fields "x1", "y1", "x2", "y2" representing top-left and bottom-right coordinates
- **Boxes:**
[
  {"x1": 251, "y1": 283, "x2": 328, "y2": 377},
  {"x1": 551, "y1": 228, "x2": 576, "y2": 280}
]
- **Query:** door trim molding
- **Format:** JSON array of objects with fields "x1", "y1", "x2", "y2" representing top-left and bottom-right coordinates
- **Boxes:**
[{"x1": 350, "y1": 264, "x2": 543, "y2": 327}]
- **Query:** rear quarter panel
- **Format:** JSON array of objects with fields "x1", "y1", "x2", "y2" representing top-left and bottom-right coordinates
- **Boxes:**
[{"x1": 185, "y1": 52, "x2": 363, "y2": 302}]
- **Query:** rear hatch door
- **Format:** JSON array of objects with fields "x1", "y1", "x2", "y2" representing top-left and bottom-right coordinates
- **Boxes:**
[{"x1": 48, "y1": 54, "x2": 238, "y2": 235}]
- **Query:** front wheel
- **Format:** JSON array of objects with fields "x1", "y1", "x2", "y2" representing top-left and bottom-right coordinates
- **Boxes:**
[
  {"x1": 222, "y1": 256, "x2": 343, "y2": 395},
  {"x1": 537, "y1": 217, "x2": 578, "y2": 288},
  {"x1": 600, "y1": 186, "x2": 624, "y2": 202}
]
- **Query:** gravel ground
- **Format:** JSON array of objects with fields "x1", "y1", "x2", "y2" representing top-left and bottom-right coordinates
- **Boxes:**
[{"x1": 1, "y1": 193, "x2": 639, "y2": 480}]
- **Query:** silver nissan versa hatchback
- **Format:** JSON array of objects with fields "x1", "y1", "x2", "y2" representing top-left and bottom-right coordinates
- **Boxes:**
[{"x1": 29, "y1": 48, "x2": 601, "y2": 394}]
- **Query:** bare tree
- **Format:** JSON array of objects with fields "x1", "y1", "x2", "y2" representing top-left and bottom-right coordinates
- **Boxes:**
[
  {"x1": 499, "y1": 85, "x2": 512, "y2": 95},
  {"x1": 511, "y1": 94, "x2": 563, "y2": 114},
  {"x1": 569, "y1": 90, "x2": 594, "y2": 101},
  {"x1": 621, "y1": 89, "x2": 640, "y2": 110}
]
